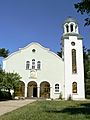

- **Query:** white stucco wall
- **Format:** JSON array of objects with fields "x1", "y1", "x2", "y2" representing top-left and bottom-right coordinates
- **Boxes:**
[
  {"x1": 64, "y1": 36, "x2": 85, "y2": 100},
  {"x1": 3, "y1": 42, "x2": 64, "y2": 99}
]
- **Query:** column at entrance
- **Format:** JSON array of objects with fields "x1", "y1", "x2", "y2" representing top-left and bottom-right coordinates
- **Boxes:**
[
  {"x1": 37, "y1": 86, "x2": 40, "y2": 98},
  {"x1": 25, "y1": 84, "x2": 27, "y2": 97},
  {"x1": 50, "y1": 86, "x2": 52, "y2": 99}
]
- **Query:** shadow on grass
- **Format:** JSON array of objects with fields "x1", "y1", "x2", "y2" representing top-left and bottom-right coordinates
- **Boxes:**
[
  {"x1": 45, "y1": 102, "x2": 90, "y2": 118},
  {"x1": 61, "y1": 106, "x2": 90, "y2": 114}
]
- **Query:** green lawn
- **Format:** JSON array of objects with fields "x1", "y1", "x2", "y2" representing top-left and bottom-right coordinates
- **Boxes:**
[{"x1": 0, "y1": 100, "x2": 90, "y2": 120}]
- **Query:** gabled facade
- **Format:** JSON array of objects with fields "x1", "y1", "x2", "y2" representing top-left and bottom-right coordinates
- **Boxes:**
[{"x1": 3, "y1": 17, "x2": 85, "y2": 100}]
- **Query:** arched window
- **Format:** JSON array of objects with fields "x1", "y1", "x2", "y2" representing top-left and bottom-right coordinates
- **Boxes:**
[
  {"x1": 32, "y1": 59, "x2": 35, "y2": 69},
  {"x1": 55, "y1": 84, "x2": 59, "y2": 92},
  {"x1": 70, "y1": 24, "x2": 73, "y2": 32},
  {"x1": 26, "y1": 61, "x2": 30, "y2": 70},
  {"x1": 72, "y1": 82, "x2": 77, "y2": 93},
  {"x1": 37, "y1": 61, "x2": 41, "y2": 70},
  {"x1": 72, "y1": 49, "x2": 77, "y2": 73},
  {"x1": 66, "y1": 24, "x2": 69, "y2": 32}
]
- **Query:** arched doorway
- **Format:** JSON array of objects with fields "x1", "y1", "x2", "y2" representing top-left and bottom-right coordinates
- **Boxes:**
[
  {"x1": 27, "y1": 81, "x2": 37, "y2": 97},
  {"x1": 40, "y1": 81, "x2": 50, "y2": 98},
  {"x1": 15, "y1": 81, "x2": 25, "y2": 97}
]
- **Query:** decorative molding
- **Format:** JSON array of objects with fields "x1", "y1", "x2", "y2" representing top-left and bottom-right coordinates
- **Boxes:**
[{"x1": 29, "y1": 69, "x2": 37, "y2": 79}]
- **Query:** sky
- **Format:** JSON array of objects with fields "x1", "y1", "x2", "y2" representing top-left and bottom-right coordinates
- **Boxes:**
[{"x1": 0, "y1": 0, "x2": 90, "y2": 61}]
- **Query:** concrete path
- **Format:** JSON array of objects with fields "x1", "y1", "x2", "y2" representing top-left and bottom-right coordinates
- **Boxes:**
[{"x1": 0, "y1": 99, "x2": 36, "y2": 116}]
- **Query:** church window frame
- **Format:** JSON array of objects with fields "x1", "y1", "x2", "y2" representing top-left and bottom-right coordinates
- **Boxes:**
[
  {"x1": 72, "y1": 82, "x2": 77, "y2": 93},
  {"x1": 55, "y1": 84, "x2": 59, "y2": 92},
  {"x1": 26, "y1": 61, "x2": 30, "y2": 70},
  {"x1": 37, "y1": 61, "x2": 41, "y2": 70},
  {"x1": 66, "y1": 24, "x2": 69, "y2": 33},
  {"x1": 70, "y1": 24, "x2": 74, "y2": 32},
  {"x1": 72, "y1": 49, "x2": 77, "y2": 74},
  {"x1": 32, "y1": 59, "x2": 35, "y2": 69}
]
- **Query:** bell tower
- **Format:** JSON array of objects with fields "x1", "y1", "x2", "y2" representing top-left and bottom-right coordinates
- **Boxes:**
[{"x1": 62, "y1": 17, "x2": 85, "y2": 100}]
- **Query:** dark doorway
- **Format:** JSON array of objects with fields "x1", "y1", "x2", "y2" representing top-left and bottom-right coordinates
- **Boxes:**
[
  {"x1": 33, "y1": 87, "x2": 37, "y2": 97},
  {"x1": 27, "y1": 81, "x2": 37, "y2": 98}
]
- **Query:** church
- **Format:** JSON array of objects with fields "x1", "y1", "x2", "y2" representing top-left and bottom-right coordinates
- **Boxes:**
[{"x1": 3, "y1": 17, "x2": 85, "y2": 100}]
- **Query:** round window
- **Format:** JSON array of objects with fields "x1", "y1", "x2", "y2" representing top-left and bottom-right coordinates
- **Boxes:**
[
  {"x1": 32, "y1": 49, "x2": 36, "y2": 53},
  {"x1": 71, "y1": 42, "x2": 75, "y2": 46}
]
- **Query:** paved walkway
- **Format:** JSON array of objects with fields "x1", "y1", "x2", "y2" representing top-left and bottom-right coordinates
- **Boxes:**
[{"x1": 0, "y1": 99, "x2": 36, "y2": 116}]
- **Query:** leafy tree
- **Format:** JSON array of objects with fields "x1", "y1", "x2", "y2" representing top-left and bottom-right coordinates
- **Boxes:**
[
  {"x1": 0, "y1": 69, "x2": 5, "y2": 90},
  {"x1": 0, "y1": 48, "x2": 21, "y2": 98},
  {"x1": 0, "y1": 48, "x2": 9, "y2": 58},
  {"x1": 57, "y1": 51, "x2": 62, "y2": 58},
  {"x1": 74, "y1": 0, "x2": 90, "y2": 26},
  {"x1": 0, "y1": 48, "x2": 9, "y2": 69},
  {"x1": 0, "y1": 71, "x2": 21, "y2": 97},
  {"x1": 84, "y1": 47, "x2": 90, "y2": 98},
  {"x1": 57, "y1": 47, "x2": 62, "y2": 58}
]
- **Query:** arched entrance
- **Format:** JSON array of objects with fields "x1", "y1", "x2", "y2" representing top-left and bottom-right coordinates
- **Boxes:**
[
  {"x1": 40, "y1": 81, "x2": 50, "y2": 98},
  {"x1": 15, "y1": 81, "x2": 25, "y2": 97},
  {"x1": 27, "y1": 81, "x2": 37, "y2": 97}
]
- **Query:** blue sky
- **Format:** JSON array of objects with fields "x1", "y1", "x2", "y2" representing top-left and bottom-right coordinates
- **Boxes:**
[{"x1": 0, "y1": 0, "x2": 90, "y2": 56}]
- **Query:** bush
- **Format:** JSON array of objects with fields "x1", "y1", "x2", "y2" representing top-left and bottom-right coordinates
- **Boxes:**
[
  {"x1": 0, "y1": 91, "x2": 12, "y2": 101},
  {"x1": 86, "y1": 95, "x2": 90, "y2": 99},
  {"x1": 67, "y1": 94, "x2": 72, "y2": 100},
  {"x1": 59, "y1": 92, "x2": 63, "y2": 100}
]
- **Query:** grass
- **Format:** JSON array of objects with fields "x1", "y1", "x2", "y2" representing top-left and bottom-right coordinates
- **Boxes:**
[{"x1": 0, "y1": 100, "x2": 90, "y2": 120}]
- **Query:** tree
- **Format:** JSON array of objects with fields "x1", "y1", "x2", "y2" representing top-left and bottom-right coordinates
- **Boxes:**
[
  {"x1": 0, "y1": 48, "x2": 9, "y2": 58},
  {"x1": 0, "y1": 71, "x2": 21, "y2": 97},
  {"x1": 74, "y1": 0, "x2": 90, "y2": 26},
  {"x1": 0, "y1": 48, "x2": 9, "y2": 78},
  {"x1": 83, "y1": 46, "x2": 90, "y2": 98},
  {"x1": 57, "y1": 47, "x2": 62, "y2": 58},
  {"x1": 57, "y1": 51, "x2": 62, "y2": 58},
  {"x1": 0, "y1": 69, "x2": 5, "y2": 90}
]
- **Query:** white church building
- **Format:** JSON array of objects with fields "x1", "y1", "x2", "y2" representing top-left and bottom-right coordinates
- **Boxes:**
[{"x1": 3, "y1": 17, "x2": 85, "y2": 100}]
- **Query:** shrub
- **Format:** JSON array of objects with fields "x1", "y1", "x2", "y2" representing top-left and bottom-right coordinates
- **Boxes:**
[
  {"x1": 59, "y1": 92, "x2": 63, "y2": 100},
  {"x1": 0, "y1": 91, "x2": 12, "y2": 101},
  {"x1": 67, "y1": 94, "x2": 72, "y2": 100}
]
